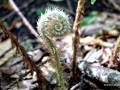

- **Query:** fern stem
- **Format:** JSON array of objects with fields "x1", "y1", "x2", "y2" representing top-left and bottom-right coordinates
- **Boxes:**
[
  {"x1": 72, "y1": 0, "x2": 85, "y2": 80},
  {"x1": 44, "y1": 35, "x2": 65, "y2": 90}
]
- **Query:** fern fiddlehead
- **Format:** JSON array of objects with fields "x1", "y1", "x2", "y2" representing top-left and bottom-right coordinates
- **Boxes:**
[
  {"x1": 37, "y1": 8, "x2": 71, "y2": 38},
  {"x1": 37, "y1": 8, "x2": 71, "y2": 90}
]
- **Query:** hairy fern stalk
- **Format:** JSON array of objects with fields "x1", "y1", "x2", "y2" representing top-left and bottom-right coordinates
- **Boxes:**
[{"x1": 37, "y1": 8, "x2": 71, "y2": 90}]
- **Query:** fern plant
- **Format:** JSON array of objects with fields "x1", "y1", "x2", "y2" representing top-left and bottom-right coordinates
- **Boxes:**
[{"x1": 37, "y1": 8, "x2": 71, "y2": 90}]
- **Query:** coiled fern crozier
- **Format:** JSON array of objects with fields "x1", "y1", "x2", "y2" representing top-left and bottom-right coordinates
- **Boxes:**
[{"x1": 37, "y1": 8, "x2": 71, "y2": 90}]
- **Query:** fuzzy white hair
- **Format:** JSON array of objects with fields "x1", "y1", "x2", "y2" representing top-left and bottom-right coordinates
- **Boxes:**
[{"x1": 37, "y1": 7, "x2": 71, "y2": 38}]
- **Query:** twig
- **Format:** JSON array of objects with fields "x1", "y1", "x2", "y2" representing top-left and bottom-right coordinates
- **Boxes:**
[
  {"x1": 70, "y1": 82, "x2": 81, "y2": 90},
  {"x1": 70, "y1": 79, "x2": 99, "y2": 90},
  {"x1": 0, "y1": 22, "x2": 48, "y2": 89},
  {"x1": 108, "y1": 0, "x2": 120, "y2": 11},
  {"x1": 66, "y1": 0, "x2": 74, "y2": 14},
  {"x1": 80, "y1": 36, "x2": 113, "y2": 48},
  {"x1": 5, "y1": 79, "x2": 19, "y2": 90},
  {"x1": 72, "y1": 0, "x2": 85, "y2": 80},
  {"x1": 9, "y1": 0, "x2": 42, "y2": 42},
  {"x1": 108, "y1": 35, "x2": 120, "y2": 68},
  {"x1": 0, "y1": 0, "x2": 33, "y2": 21},
  {"x1": 84, "y1": 78, "x2": 99, "y2": 89}
]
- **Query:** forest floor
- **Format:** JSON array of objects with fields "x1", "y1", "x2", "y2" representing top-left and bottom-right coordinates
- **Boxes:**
[{"x1": 0, "y1": 0, "x2": 120, "y2": 90}]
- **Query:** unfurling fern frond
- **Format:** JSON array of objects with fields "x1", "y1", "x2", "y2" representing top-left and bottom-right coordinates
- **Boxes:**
[{"x1": 37, "y1": 8, "x2": 71, "y2": 90}]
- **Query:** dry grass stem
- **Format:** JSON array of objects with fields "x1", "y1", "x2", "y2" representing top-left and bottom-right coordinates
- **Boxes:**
[
  {"x1": 72, "y1": 0, "x2": 85, "y2": 80},
  {"x1": 0, "y1": 22, "x2": 48, "y2": 89}
]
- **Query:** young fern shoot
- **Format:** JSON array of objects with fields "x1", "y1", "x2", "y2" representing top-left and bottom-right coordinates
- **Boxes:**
[{"x1": 37, "y1": 8, "x2": 71, "y2": 90}]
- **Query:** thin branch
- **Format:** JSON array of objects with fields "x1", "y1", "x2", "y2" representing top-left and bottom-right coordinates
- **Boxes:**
[
  {"x1": 9, "y1": 0, "x2": 42, "y2": 42},
  {"x1": 72, "y1": 0, "x2": 85, "y2": 80},
  {"x1": 108, "y1": 35, "x2": 120, "y2": 68},
  {"x1": 66, "y1": 0, "x2": 74, "y2": 14},
  {"x1": 0, "y1": 22, "x2": 48, "y2": 89},
  {"x1": 108, "y1": 0, "x2": 120, "y2": 11},
  {"x1": 0, "y1": 0, "x2": 33, "y2": 21},
  {"x1": 70, "y1": 82, "x2": 81, "y2": 90}
]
